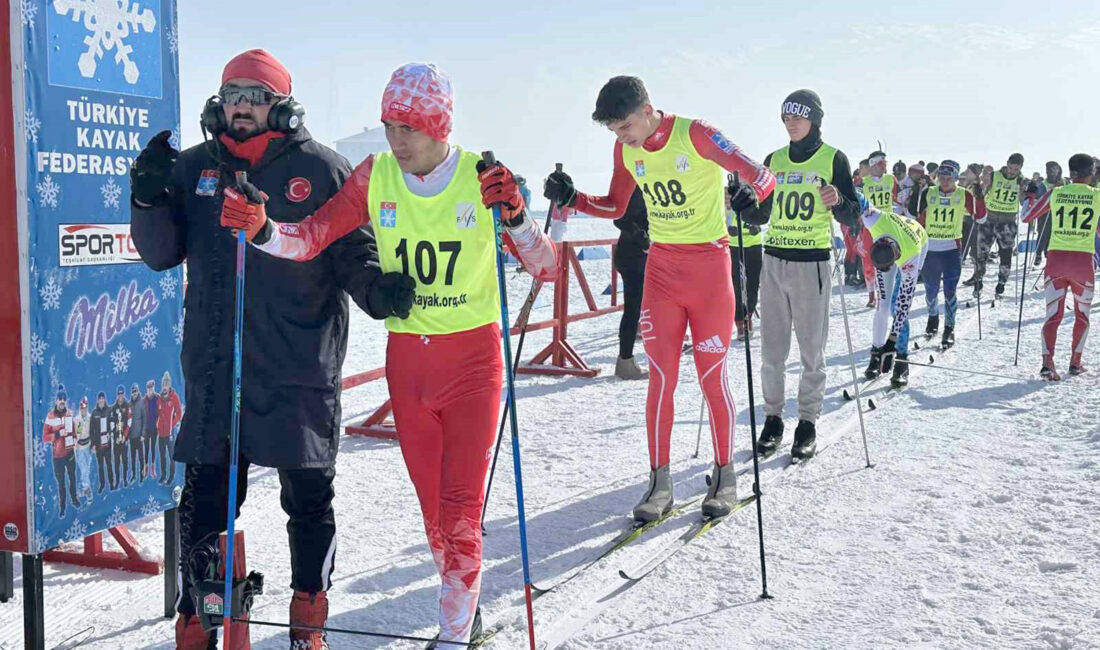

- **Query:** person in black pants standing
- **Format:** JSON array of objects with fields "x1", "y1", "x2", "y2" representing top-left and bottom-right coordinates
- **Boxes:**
[
  {"x1": 728, "y1": 206, "x2": 763, "y2": 341},
  {"x1": 614, "y1": 187, "x2": 649, "y2": 379}
]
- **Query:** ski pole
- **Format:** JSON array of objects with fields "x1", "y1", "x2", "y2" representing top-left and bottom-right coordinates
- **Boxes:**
[
  {"x1": 481, "y1": 163, "x2": 561, "y2": 534},
  {"x1": 728, "y1": 173, "x2": 771, "y2": 599},
  {"x1": 1013, "y1": 220, "x2": 1033, "y2": 366},
  {"x1": 821, "y1": 178, "x2": 873, "y2": 469},
  {"x1": 220, "y1": 171, "x2": 250, "y2": 648},
  {"x1": 481, "y1": 151, "x2": 537, "y2": 650},
  {"x1": 904, "y1": 357, "x2": 1028, "y2": 381}
]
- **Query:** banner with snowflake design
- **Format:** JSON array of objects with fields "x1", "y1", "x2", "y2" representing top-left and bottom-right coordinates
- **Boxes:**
[{"x1": 7, "y1": 0, "x2": 183, "y2": 554}]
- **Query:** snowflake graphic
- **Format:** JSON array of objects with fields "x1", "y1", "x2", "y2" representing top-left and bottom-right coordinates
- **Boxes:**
[
  {"x1": 33, "y1": 530, "x2": 50, "y2": 554},
  {"x1": 167, "y1": 24, "x2": 178, "y2": 55},
  {"x1": 53, "y1": 0, "x2": 158, "y2": 85},
  {"x1": 110, "y1": 342, "x2": 131, "y2": 374},
  {"x1": 24, "y1": 108, "x2": 41, "y2": 144},
  {"x1": 61, "y1": 519, "x2": 89, "y2": 543},
  {"x1": 100, "y1": 177, "x2": 122, "y2": 209},
  {"x1": 172, "y1": 316, "x2": 184, "y2": 345},
  {"x1": 36, "y1": 175, "x2": 61, "y2": 208},
  {"x1": 29, "y1": 332, "x2": 48, "y2": 366},
  {"x1": 33, "y1": 436, "x2": 48, "y2": 468},
  {"x1": 159, "y1": 273, "x2": 178, "y2": 299},
  {"x1": 141, "y1": 495, "x2": 160, "y2": 518},
  {"x1": 169, "y1": 126, "x2": 181, "y2": 150},
  {"x1": 139, "y1": 320, "x2": 158, "y2": 349},
  {"x1": 40, "y1": 277, "x2": 62, "y2": 310},
  {"x1": 20, "y1": 0, "x2": 39, "y2": 28},
  {"x1": 48, "y1": 357, "x2": 61, "y2": 397},
  {"x1": 106, "y1": 506, "x2": 125, "y2": 528}
]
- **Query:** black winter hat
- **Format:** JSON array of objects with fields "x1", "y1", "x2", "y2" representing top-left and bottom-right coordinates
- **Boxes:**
[{"x1": 781, "y1": 89, "x2": 823, "y2": 127}]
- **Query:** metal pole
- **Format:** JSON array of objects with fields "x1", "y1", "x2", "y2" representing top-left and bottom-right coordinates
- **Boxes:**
[
  {"x1": 164, "y1": 508, "x2": 179, "y2": 618},
  {"x1": 23, "y1": 554, "x2": 44, "y2": 650}
]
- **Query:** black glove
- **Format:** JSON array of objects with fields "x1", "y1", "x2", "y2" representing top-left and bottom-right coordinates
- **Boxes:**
[
  {"x1": 368, "y1": 272, "x2": 415, "y2": 319},
  {"x1": 543, "y1": 169, "x2": 577, "y2": 207},
  {"x1": 130, "y1": 130, "x2": 179, "y2": 206},
  {"x1": 880, "y1": 337, "x2": 897, "y2": 373},
  {"x1": 727, "y1": 178, "x2": 757, "y2": 213}
]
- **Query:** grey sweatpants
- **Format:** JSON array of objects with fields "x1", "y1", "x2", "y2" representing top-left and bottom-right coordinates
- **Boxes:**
[{"x1": 760, "y1": 255, "x2": 832, "y2": 423}]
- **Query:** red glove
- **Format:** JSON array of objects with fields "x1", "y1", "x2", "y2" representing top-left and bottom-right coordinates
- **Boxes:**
[
  {"x1": 477, "y1": 162, "x2": 525, "y2": 224},
  {"x1": 220, "y1": 183, "x2": 271, "y2": 243}
]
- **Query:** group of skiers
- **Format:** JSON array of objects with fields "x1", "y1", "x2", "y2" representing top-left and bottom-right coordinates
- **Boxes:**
[
  {"x1": 41, "y1": 374, "x2": 183, "y2": 518},
  {"x1": 127, "y1": 47, "x2": 1099, "y2": 649}
]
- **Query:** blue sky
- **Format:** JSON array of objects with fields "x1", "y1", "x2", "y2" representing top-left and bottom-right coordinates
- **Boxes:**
[{"x1": 177, "y1": 0, "x2": 1100, "y2": 199}]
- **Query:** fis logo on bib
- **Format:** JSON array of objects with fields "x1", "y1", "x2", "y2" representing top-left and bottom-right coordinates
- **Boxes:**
[
  {"x1": 805, "y1": 173, "x2": 819, "y2": 186},
  {"x1": 635, "y1": 161, "x2": 646, "y2": 177},
  {"x1": 195, "y1": 170, "x2": 219, "y2": 196},
  {"x1": 379, "y1": 202, "x2": 398, "y2": 228},
  {"x1": 455, "y1": 202, "x2": 477, "y2": 229},
  {"x1": 694, "y1": 335, "x2": 727, "y2": 354},
  {"x1": 675, "y1": 154, "x2": 691, "y2": 173}
]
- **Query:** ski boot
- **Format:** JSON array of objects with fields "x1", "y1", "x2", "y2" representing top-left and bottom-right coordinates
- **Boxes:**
[
  {"x1": 940, "y1": 326, "x2": 955, "y2": 350},
  {"x1": 890, "y1": 354, "x2": 909, "y2": 389},
  {"x1": 1068, "y1": 353, "x2": 1085, "y2": 376},
  {"x1": 615, "y1": 356, "x2": 647, "y2": 380},
  {"x1": 865, "y1": 291, "x2": 876, "y2": 308},
  {"x1": 755, "y1": 416, "x2": 784, "y2": 457},
  {"x1": 925, "y1": 314, "x2": 939, "y2": 338},
  {"x1": 962, "y1": 274, "x2": 979, "y2": 287},
  {"x1": 735, "y1": 320, "x2": 747, "y2": 342},
  {"x1": 632, "y1": 464, "x2": 673, "y2": 524},
  {"x1": 175, "y1": 614, "x2": 216, "y2": 650},
  {"x1": 995, "y1": 282, "x2": 1005, "y2": 298},
  {"x1": 865, "y1": 346, "x2": 884, "y2": 380},
  {"x1": 290, "y1": 590, "x2": 329, "y2": 650},
  {"x1": 1040, "y1": 355, "x2": 1061, "y2": 381},
  {"x1": 425, "y1": 607, "x2": 483, "y2": 649},
  {"x1": 791, "y1": 420, "x2": 817, "y2": 460},
  {"x1": 701, "y1": 462, "x2": 739, "y2": 519}
]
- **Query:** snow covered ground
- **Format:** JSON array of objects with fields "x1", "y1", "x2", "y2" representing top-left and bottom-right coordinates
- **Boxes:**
[{"x1": 2, "y1": 217, "x2": 1098, "y2": 649}]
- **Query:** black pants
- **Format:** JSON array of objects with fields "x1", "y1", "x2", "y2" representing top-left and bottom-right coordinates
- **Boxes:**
[
  {"x1": 730, "y1": 244, "x2": 763, "y2": 321},
  {"x1": 95, "y1": 444, "x2": 114, "y2": 493},
  {"x1": 962, "y1": 216, "x2": 980, "y2": 266},
  {"x1": 53, "y1": 455, "x2": 78, "y2": 514},
  {"x1": 1035, "y1": 214, "x2": 1051, "y2": 258},
  {"x1": 614, "y1": 248, "x2": 647, "y2": 359},
  {"x1": 130, "y1": 437, "x2": 144, "y2": 482},
  {"x1": 144, "y1": 432, "x2": 157, "y2": 476},
  {"x1": 158, "y1": 437, "x2": 176, "y2": 483},
  {"x1": 176, "y1": 461, "x2": 337, "y2": 615},
  {"x1": 113, "y1": 441, "x2": 128, "y2": 488}
]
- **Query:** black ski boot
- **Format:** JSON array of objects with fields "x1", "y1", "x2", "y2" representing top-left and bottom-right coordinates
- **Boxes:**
[
  {"x1": 791, "y1": 420, "x2": 817, "y2": 460},
  {"x1": 962, "y1": 274, "x2": 978, "y2": 287},
  {"x1": 701, "y1": 463, "x2": 740, "y2": 519},
  {"x1": 995, "y1": 282, "x2": 1005, "y2": 297},
  {"x1": 941, "y1": 326, "x2": 955, "y2": 350},
  {"x1": 925, "y1": 314, "x2": 939, "y2": 338},
  {"x1": 890, "y1": 354, "x2": 909, "y2": 389},
  {"x1": 632, "y1": 464, "x2": 673, "y2": 523},
  {"x1": 755, "y1": 416, "x2": 784, "y2": 457},
  {"x1": 865, "y1": 346, "x2": 884, "y2": 380}
]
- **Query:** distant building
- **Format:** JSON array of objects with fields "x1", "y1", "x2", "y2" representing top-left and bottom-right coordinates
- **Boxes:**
[{"x1": 334, "y1": 126, "x2": 388, "y2": 163}]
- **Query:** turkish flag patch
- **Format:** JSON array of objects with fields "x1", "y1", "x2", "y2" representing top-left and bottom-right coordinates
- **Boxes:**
[{"x1": 285, "y1": 177, "x2": 312, "y2": 203}]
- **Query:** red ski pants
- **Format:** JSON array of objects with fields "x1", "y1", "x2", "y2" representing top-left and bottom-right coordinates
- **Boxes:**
[
  {"x1": 386, "y1": 322, "x2": 502, "y2": 642},
  {"x1": 1042, "y1": 250, "x2": 1094, "y2": 361},
  {"x1": 640, "y1": 242, "x2": 736, "y2": 469}
]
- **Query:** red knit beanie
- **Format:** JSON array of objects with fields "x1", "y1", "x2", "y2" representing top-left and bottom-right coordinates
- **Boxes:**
[
  {"x1": 380, "y1": 63, "x2": 453, "y2": 142},
  {"x1": 221, "y1": 49, "x2": 292, "y2": 95}
]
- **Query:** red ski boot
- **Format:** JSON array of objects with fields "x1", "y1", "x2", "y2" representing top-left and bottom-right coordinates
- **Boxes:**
[{"x1": 289, "y1": 590, "x2": 329, "y2": 650}]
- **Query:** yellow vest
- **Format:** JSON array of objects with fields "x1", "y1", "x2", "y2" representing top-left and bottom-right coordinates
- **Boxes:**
[
  {"x1": 863, "y1": 174, "x2": 895, "y2": 211},
  {"x1": 1047, "y1": 183, "x2": 1100, "y2": 253},
  {"x1": 924, "y1": 186, "x2": 969, "y2": 241},
  {"x1": 368, "y1": 149, "x2": 501, "y2": 335},
  {"x1": 727, "y1": 210, "x2": 762, "y2": 247},
  {"x1": 869, "y1": 210, "x2": 927, "y2": 266},
  {"x1": 764, "y1": 143, "x2": 837, "y2": 250},
  {"x1": 986, "y1": 170, "x2": 1021, "y2": 213},
  {"x1": 622, "y1": 116, "x2": 727, "y2": 244}
]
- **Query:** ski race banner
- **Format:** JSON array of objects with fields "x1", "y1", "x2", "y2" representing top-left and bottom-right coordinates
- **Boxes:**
[{"x1": 0, "y1": 0, "x2": 183, "y2": 555}]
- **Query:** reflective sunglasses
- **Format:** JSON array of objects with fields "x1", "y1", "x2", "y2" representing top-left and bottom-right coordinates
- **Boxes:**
[{"x1": 219, "y1": 84, "x2": 281, "y2": 106}]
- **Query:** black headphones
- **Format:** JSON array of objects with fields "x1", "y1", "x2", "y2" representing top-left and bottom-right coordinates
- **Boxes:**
[{"x1": 201, "y1": 94, "x2": 305, "y2": 136}]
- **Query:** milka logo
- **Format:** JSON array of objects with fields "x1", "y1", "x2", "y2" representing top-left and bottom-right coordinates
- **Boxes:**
[{"x1": 64, "y1": 281, "x2": 159, "y2": 359}]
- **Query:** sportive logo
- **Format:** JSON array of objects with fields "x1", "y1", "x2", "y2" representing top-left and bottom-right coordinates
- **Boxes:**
[
  {"x1": 635, "y1": 161, "x2": 646, "y2": 177},
  {"x1": 195, "y1": 169, "x2": 219, "y2": 196},
  {"x1": 285, "y1": 177, "x2": 312, "y2": 203},
  {"x1": 58, "y1": 224, "x2": 143, "y2": 267},
  {"x1": 202, "y1": 593, "x2": 223, "y2": 615},
  {"x1": 379, "y1": 202, "x2": 397, "y2": 228},
  {"x1": 3, "y1": 523, "x2": 17, "y2": 541},
  {"x1": 694, "y1": 335, "x2": 727, "y2": 354}
]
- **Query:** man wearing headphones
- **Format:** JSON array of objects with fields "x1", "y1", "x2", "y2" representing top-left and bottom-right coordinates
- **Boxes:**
[{"x1": 130, "y1": 49, "x2": 381, "y2": 650}]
